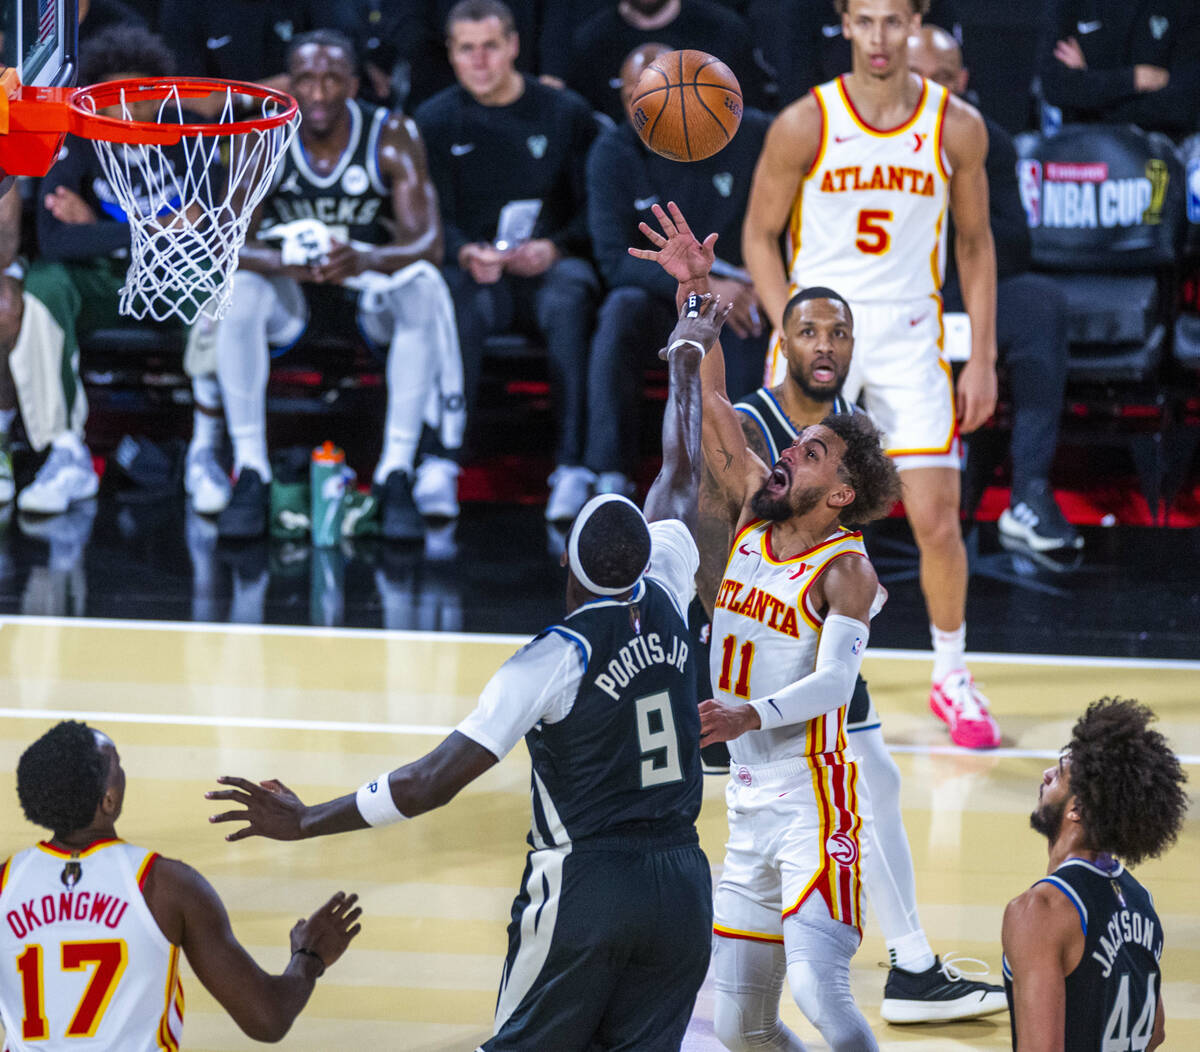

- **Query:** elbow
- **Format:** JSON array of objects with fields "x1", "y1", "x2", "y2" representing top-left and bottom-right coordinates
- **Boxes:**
[{"x1": 236, "y1": 1008, "x2": 294, "y2": 1044}]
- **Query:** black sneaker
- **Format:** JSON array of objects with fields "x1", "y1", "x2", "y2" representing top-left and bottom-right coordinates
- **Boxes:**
[
  {"x1": 700, "y1": 741, "x2": 731, "y2": 774},
  {"x1": 377, "y1": 470, "x2": 423, "y2": 542},
  {"x1": 217, "y1": 469, "x2": 269, "y2": 539},
  {"x1": 881, "y1": 955, "x2": 1008, "y2": 1024},
  {"x1": 998, "y1": 481, "x2": 1083, "y2": 552}
]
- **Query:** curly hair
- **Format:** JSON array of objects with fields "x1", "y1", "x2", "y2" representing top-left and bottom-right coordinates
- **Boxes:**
[
  {"x1": 17, "y1": 722, "x2": 108, "y2": 837},
  {"x1": 819, "y1": 413, "x2": 901, "y2": 529},
  {"x1": 833, "y1": 0, "x2": 931, "y2": 15},
  {"x1": 1067, "y1": 698, "x2": 1189, "y2": 867},
  {"x1": 573, "y1": 499, "x2": 651, "y2": 593},
  {"x1": 79, "y1": 25, "x2": 174, "y2": 85}
]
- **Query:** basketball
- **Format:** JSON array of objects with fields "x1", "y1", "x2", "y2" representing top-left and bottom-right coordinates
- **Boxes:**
[{"x1": 629, "y1": 49, "x2": 742, "y2": 162}]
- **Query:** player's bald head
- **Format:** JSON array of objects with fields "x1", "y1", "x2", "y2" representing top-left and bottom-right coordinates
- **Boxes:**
[
  {"x1": 907, "y1": 25, "x2": 966, "y2": 95},
  {"x1": 620, "y1": 42, "x2": 671, "y2": 116}
]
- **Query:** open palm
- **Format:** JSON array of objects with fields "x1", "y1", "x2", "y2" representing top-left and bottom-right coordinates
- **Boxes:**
[{"x1": 629, "y1": 201, "x2": 718, "y2": 284}]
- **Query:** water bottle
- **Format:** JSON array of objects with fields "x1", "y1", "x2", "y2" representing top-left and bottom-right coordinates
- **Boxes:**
[{"x1": 310, "y1": 442, "x2": 347, "y2": 548}]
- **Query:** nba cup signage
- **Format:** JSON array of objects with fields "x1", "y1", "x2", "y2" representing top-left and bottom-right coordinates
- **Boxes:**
[
  {"x1": 1018, "y1": 159, "x2": 1042, "y2": 227},
  {"x1": 1028, "y1": 161, "x2": 1167, "y2": 231}
]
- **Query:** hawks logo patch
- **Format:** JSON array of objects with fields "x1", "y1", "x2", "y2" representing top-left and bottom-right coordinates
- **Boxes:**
[{"x1": 826, "y1": 832, "x2": 859, "y2": 865}]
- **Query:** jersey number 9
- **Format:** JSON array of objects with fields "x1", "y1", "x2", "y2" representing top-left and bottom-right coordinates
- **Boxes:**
[{"x1": 636, "y1": 691, "x2": 684, "y2": 788}]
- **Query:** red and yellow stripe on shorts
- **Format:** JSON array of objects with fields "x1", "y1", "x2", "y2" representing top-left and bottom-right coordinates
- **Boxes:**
[{"x1": 782, "y1": 756, "x2": 864, "y2": 936}]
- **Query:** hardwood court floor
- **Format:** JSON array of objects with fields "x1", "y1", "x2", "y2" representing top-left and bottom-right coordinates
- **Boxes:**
[{"x1": 0, "y1": 618, "x2": 1195, "y2": 1050}]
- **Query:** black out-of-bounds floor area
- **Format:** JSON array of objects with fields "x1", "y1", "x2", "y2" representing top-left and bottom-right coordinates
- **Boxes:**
[{"x1": 0, "y1": 495, "x2": 1195, "y2": 661}]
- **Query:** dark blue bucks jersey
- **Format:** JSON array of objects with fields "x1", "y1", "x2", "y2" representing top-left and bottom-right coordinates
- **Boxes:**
[
  {"x1": 527, "y1": 576, "x2": 702, "y2": 846},
  {"x1": 1004, "y1": 858, "x2": 1163, "y2": 1051},
  {"x1": 735, "y1": 387, "x2": 856, "y2": 463},
  {"x1": 258, "y1": 98, "x2": 394, "y2": 246}
]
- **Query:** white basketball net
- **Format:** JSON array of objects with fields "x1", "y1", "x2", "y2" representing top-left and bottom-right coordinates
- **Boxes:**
[{"x1": 81, "y1": 84, "x2": 300, "y2": 324}]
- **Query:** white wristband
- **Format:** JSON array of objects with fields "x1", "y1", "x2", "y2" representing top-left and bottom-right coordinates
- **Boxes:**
[
  {"x1": 667, "y1": 338, "x2": 706, "y2": 357},
  {"x1": 355, "y1": 772, "x2": 408, "y2": 827}
]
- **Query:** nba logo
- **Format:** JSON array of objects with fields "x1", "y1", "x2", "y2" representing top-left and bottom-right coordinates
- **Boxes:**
[
  {"x1": 1018, "y1": 160, "x2": 1042, "y2": 228},
  {"x1": 1187, "y1": 159, "x2": 1200, "y2": 225},
  {"x1": 851, "y1": 637, "x2": 864, "y2": 656}
]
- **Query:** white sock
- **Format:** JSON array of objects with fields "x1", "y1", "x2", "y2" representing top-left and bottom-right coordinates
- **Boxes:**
[
  {"x1": 370, "y1": 288, "x2": 438, "y2": 486},
  {"x1": 52, "y1": 431, "x2": 86, "y2": 457},
  {"x1": 0, "y1": 407, "x2": 16, "y2": 436},
  {"x1": 216, "y1": 273, "x2": 274, "y2": 482},
  {"x1": 190, "y1": 375, "x2": 223, "y2": 453},
  {"x1": 888, "y1": 930, "x2": 936, "y2": 974},
  {"x1": 931, "y1": 623, "x2": 966, "y2": 683}
]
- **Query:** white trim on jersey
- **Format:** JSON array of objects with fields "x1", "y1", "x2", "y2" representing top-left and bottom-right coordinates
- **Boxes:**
[
  {"x1": 530, "y1": 768, "x2": 571, "y2": 850},
  {"x1": 545, "y1": 626, "x2": 591, "y2": 668},
  {"x1": 1058, "y1": 857, "x2": 1125, "y2": 880},
  {"x1": 290, "y1": 99, "x2": 363, "y2": 189},
  {"x1": 492, "y1": 843, "x2": 571, "y2": 1035},
  {"x1": 365, "y1": 106, "x2": 389, "y2": 196}
]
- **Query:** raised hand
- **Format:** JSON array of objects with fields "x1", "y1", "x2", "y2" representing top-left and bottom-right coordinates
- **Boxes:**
[
  {"x1": 660, "y1": 291, "x2": 734, "y2": 360},
  {"x1": 629, "y1": 201, "x2": 718, "y2": 284},
  {"x1": 206, "y1": 776, "x2": 308, "y2": 842},
  {"x1": 289, "y1": 891, "x2": 363, "y2": 973}
]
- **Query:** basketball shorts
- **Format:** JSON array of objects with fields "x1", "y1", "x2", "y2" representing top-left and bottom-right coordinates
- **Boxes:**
[
  {"x1": 258, "y1": 280, "x2": 386, "y2": 360},
  {"x1": 484, "y1": 828, "x2": 712, "y2": 1051},
  {"x1": 840, "y1": 297, "x2": 961, "y2": 471},
  {"x1": 714, "y1": 754, "x2": 864, "y2": 943}
]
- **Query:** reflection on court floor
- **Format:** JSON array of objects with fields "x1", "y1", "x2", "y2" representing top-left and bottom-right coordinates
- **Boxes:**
[{"x1": 0, "y1": 617, "x2": 1195, "y2": 1050}]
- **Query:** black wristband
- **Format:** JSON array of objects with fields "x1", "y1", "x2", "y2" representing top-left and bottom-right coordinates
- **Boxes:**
[{"x1": 292, "y1": 946, "x2": 326, "y2": 977}]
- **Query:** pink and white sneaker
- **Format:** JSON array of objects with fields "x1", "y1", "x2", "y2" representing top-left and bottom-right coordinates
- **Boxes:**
[{"x1": 930, "y1": 670, "x2": 1001, "y2": 749}]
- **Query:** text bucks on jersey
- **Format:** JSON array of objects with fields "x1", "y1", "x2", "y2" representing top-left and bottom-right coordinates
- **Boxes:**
[{"x1": 260, "y1": 99, "x2": 394, "y2": 246}]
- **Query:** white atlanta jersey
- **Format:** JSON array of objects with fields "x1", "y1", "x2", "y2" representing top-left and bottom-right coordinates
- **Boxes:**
[
  {"x1": 788, "y1": 75, "x2": 952, "y2": 304},
  {"x1": 0, "y1": 839, "x2": 183, "y2": 1051},
  {"x1": 711, "y1": 521, "x2": 870, "y2": 767}
]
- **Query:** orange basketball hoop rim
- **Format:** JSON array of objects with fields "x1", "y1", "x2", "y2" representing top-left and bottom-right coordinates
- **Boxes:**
[{"x1": 0, "y1": 70, "x2": 299, "y2": 176}]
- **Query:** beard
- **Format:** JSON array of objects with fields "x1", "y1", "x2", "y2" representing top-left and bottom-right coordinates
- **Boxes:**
[
  {"x1": 1029, "y1": 797, "x2": 1067, "y2": 843},
  {"x1": 788, "y1": 360, "x2": 847, "y2": 402},
  {"x1": 750, "y1": 480, "x2": 825, "y2": 523}
]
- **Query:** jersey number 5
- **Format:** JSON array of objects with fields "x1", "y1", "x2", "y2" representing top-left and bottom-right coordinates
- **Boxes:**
[
  {"x1": 16, "y1": 939, "x2": 128, "y2": 1039},
  {"x1": 855, "y1": 210, "x2": 893, "y2": 255},
  {"x1": 636, "y1": 691, "x2": 684, "y2": 788}
]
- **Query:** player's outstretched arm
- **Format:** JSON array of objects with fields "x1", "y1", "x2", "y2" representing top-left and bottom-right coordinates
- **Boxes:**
[
  {"x1": 144, "y1": 859, "x2": 361, "y2": 1041},
  {"x1": 1001, "y1": 883, "x2": 1080, "y2": 1052},
  {"x1": 698, "y1": 553, "x2": 877, "y2": 745},
  {"x1": 631, "y1": 202, "x2": 767, "y2": 521},
  {"x1": 207, "y1": 732, "x2": 500, "y2": 841},
  {"x1": 644, "y1": 291, "x2": 734, "y2": 532}
]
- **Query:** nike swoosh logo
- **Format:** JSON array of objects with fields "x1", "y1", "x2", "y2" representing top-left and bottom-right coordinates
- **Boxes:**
[
  {"x1": 821, "y1": 24, "x2": 842, "y2": 38},
  {"x1": 1076, "y1": 20, "x2": 1102, "y2": 34},
  {"x1": 633, "y1": 196, "x2": 659, "y2": 211},
  {"x1": 834, "y1": 134, "x2": 859, "y2": 144},
  {"x1": 449, "y1": 143, "x2": 475, "y2": 156},
  {"x1": 909, "y1": 314, "x2": 929, "y2": 327},
  {"x1": 207, "y1": 35, "x2": 232, "y2": 49}
]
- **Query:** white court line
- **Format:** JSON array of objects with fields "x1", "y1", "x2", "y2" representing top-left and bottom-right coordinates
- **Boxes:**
[
  {"x1": 0, "y1": 614, "x2": 1197, "y2": 671},
  {"x1": 0, "y1": 706, "x2": 1196, "y2": 766}
]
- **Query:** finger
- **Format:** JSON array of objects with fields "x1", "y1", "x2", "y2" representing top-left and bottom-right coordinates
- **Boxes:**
[
  {"x1": 204, "y1": 788, "x2": 253, "y2": 803},
  {"x1": 216, "y1": 775, "x2": 263, "y2": 794},
  {"x1": 342, "y1": 906, "x2": 364, "y2": 927},
  {"x1": 209, "y1": 809, "x2": 252, "y2": 824},
  {"x1": 702, "y1": 232, "x2": 719, "y2": 255},
  {"x1": 628, "y1": 246, "x2": 658, "y2": 261},
  {"x1": 666, "y1": 201, "x2": 692, "y2": 235},
  {"x1": 637, "y1": 220, "x2": 667, "y2": 248},
  {"x1": 346, "y1": 922, "x2": 362, "y2": 939},
  {"x1": 652, "y1": 202, "x2": 678, "y2": 238},
  {"x1": 224, "y1": 826, "x2": 260, "y2": 842},
  {"x1": 259, "y1": 779, "x2": 290, "y2": 794}
]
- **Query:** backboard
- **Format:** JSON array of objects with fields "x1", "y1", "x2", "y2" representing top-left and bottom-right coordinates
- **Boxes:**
[{"x1": 0, "y1": 0, "x2": 76, "y2": 89}]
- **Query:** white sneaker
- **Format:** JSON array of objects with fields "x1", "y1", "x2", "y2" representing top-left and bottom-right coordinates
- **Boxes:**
[
  {"x1": 185, "y1": 447, "x2": 232, "y2": 515},
  {"x1": 413, "y1": 456, "x2": 461, "y2": 518},
  {"x1": 545, "y1": 465, "x2": 594, "y2": 523},
  {"x1": 17, "y1": 440, "x2": 99, "y2": 515},
  {"x1": 595, "y1": 471, "x2": 635, "y2": 498}
]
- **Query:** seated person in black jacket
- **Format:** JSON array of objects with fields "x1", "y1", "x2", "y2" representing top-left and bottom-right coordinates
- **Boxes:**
[
  {"x1": 1039, "y1": 0, "x2": 1200, "y2": 140},
  {"x1": 415, "y1": 0, "x2": 602, "y2": 523},
  {"x1": 583, "y1": 43, "x2": 770, "y2": 498},
  {"x1": 911, "y1": 26, "x2": 1081, "y2": 553},
  {"x1": 565, "y1": 0, "x2": 768, "y2": 126}
]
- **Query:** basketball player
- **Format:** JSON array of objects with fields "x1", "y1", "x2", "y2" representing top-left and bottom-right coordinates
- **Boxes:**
[
  {"x1": 207, "y1": 294, "x2": 732, "y2": 1049},
  {"x1": 216, "y1": 29, "x2": 465, "y2": 542},
  {"x1": 743, "y1": 0, "x2": 1002, "y2": 749},
  {"x1": 1002, "y1": 697, "x2": 1187, "y2": 1050},
  {"x1": 0, "y1": 721, "x2": 362, "y2": 1049},
  {"x1": 632, "y1": 202, "x2": 997, "y2": 1047}
]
